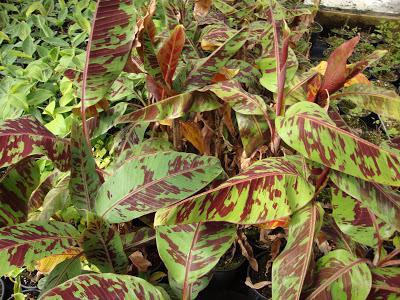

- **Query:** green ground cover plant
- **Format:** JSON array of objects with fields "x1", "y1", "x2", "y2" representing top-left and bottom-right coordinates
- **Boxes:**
[{"x1": 0, "y1": 0, "x2": 400, "y2": 299}]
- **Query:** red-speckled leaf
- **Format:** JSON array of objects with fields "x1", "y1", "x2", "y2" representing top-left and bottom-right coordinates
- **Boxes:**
[
  {"x1": 156, "y1": 222, "x2": 235, "y2": 299},
  {"x1": 80, "y1": 216, "x2": 128, "y2": 273},
  {"x1": 155, "y1": 155, "x2": 315, "y2": 225},
  {"x1": 40, "y1": 273, "x2": 168, "y2": 300},
  {"x1": 331, "y1": 172, "x2": 400, "y2": 231},
  {"x1": 331, "y1": 187, "x2": 395, "y2": 247},
  {"x1": 95, "y1": 151, "x2": 223, "y2": 223},
  {"x1": 110, "y1": 122, "x2": 149, "y2": 157},
  {"x1": 317, "y1": 36, "x2": 360, "y2": 101},
  {"x1": 0, "y1": 221, "x2": 79, "y2": 276},
  {"x1": 82, "y1": 0, "x2": 137, "y2": 106},
  {"x1": 307, "y1": 249, "x2": 371, "y2": 300},
  {"x1": 115, "y1": 92, "x2": 221, "y2": 124},
  {"x1": 321, "y1": 215, "x2": 357, "y2": 255},
  {"x1": 184, "y1": 28, "x2": 248, "y2": 89},
  {"x1": 331, "y1": 84, "x2": 400, "y2": 121},
  {"x1": 0, "y1": 117, "x2": 70, "y2": 171},
  {"x1": 368, "y1": 267, "x2": 400, "y2": 299},
  {"x1": 69, "y1": 122, "x2": 102, "y2": 213},
  {"x1": 272, "y1": 203, "x2": 324, "y2": 300},
  {"x1": 121, "y1": 227, "x2": 156, "y2": 253},
  {"x1": 157, "y1": 25, "x2": 186, "y2": 86},
  {"x1": 29, "y1": 170, "x2": 60, "y2": 213},
  {"x1": 236, "y1": 113, "x2": 269, "y2": 157},
  {"x1": 276, "y1": 102, "x2": 400, "y2": 186},
  {"x1": 0, "y1": 157, "x2": 41, "y2": 226}
]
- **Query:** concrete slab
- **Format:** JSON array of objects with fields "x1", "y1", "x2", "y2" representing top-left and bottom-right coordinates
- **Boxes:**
[{"x1": 304, "y1": 0, "x2": 400, "y2": 15}]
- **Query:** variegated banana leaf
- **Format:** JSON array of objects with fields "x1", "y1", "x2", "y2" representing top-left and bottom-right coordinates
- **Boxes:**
[
  {"x1": 69, "y1": 122, "x2": 102, "y2": 213},
  {"x1": 0, "y1": 157, "x2": 41, "y2": 226},
  {"x1": 276, "y1": 102, "x2": 400, "y2": 186},
  {"x1": 346, "y1": 50, "x2": 387, "y2": 79},
  {"x1": 121, "y1": 227, "x2": 156, "y2": 253},
  {"x1": 40, "y1": 256, "x2": 82, "y2": 296},
  {"x1": 272, "y1": 203, "x2": 324, "y2": 300},
  {"x1": 115, "y1": 92, "x2": 221, "y2": 124},
  {"x1": 82, "y1": 0, "x2": 137, "y2": 106},
  {"x1": 184, "y1": 28, "x2": 248, "y2": 89},
  {"x1": 30, "y1": 174, "x2": 70, "y2": 221},
  {"x1": 156, "y1": 222, "x2": 236, "y2": 299},
  {"x1": 236, "y1": 113, "x2": 269, "y2": 157},
  {"x1": 331, "y1": 187, "x2": 395, "y2": 247},
  {"x1": 368, "y1": 267, "x2": 400, "y2": 299},
  {"x1": 331, "y1": 84, "x2": 400, "y2": 121},
  {"x1": 203, "y1": 80, "x2": 268, "y2": 115},
  {"x1": 331, "y1": 172, "x2": 400, "y2": 231},
  {"x1": 0, "y1": 221, "x2": 79, "y2": 276},
  {"x1": 87, "y1": 102, "x2": 128, "y2": 139},
  {"x1": 321, "y1": 215, "x2": 357, "y2": 255},
  {"x1": 307, "y1": 249, "x2": 371, "y2": 300},
  {"x1": 110, "y1": 122, "x2": 149, "y2": 157},
  {"x1": 40, "y1": 274, "x2": 168, "y2": 300},
  {"x1": 0, "y1": 117, "x2": 70, "y2": 171},
  {"x1": 155, "y1": 155, "x2": 314, "y2": 225},
  {"x1": 80, "y1": 216, "x2": 128, "y2": 273},
  {"x1": 95, "y1": 151, "x2": 223, "y2": 223},
  {"x1": 29, "y1": 170, "x2": 60, "y2": 213},
  {"x1": 258, "y1": 47, "x2": 298, "y2": 93}
]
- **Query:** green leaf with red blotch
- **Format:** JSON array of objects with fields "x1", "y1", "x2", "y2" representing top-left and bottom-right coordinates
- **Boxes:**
[
  {"x1": 156, "y1": 222, "x2": 236, "y2": 299},
  {"x1": 0, "y1": 157, "x2": 41, "y2": 226},
  {"x1": 236, "y1": 113, "x2": 269, "y2": 157},
  {"x1": 121, "y1": 227, "x2": 155, "y2": 254},
  {"x1": 331, "y1": 187, "x2": 395, "y2": 247},
  {"x1": 95, "y1": 151, "x2": 223, "y2": 223},
  {"x1": 40, "y1": 274, "x2": 168, "y2": 300},
  {"x1": 184, "y1": 28, "x2": 248, "y2": 89},
  {"x1": 115, "y1": 92, "x2": 221, "y2": 124},
  {"x1": 80, "y1": 216, "x2": 128, "y2": 273},
  {"x1": 155, "y1": 155, "x2": 315, "y2": 226},
  {"x1": 82, "y1": 0, "x2": 137, "y2": 106},
  {"x1": 316, "y1": 36, "x2": 360, "y2": 101},
  {"x1": 331, "y1": 172, "x2": 400, "y2": 231},
  {"x1": 258, "y1": 47, "x2": 298, "y2": 93},
  {"x1": 276, "y1": 102, "x2": 400, "y2": 186},
  {"x1": 69, "y1": 121, "x2": 102, "y2": 213},
  {"x1": 306, "y1": 249, "x2": 371, "y2": 300},
  {"x1": 203, "y1": 80, "x2": 268, "y2": 115},
  {"x1": 29, "y1": 170, "x2": 60, "y2": 213},
  {"x1": 39, "y1": 256, "x2": 82, "y2": 296},
  {"x1": 87, "y1": 102, "x2": 128, "y2": 139},
  {"x1": 331, "y1": 84, "x2": 400, "y2": 121},
  {"x1": 272, "y1": 203, "x2": 324, "y2": 300},
  {"x1": 0, "y1": 117, "x2": 70, "y2": 171},
  {"x1": 157, "y1": 25, "x2": 185, "y2": 86},
  {"x1": 346, "y1": 50, "x2": 387, "y2": 80},
  {"x1": 0, "y1": 221, "x2": 79, "y2": 276},
  {"x1": 368, "y1": 267, "x2": 400, "y2": 299}
]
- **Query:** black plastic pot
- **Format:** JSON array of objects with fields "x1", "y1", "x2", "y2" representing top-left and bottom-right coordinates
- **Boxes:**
[
  {"x1": 310, "y1": 22, "x2": 323, "y2": 45},
  {"x1": 211, "y1": 255, "x2": 246, "y2": 289}
]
